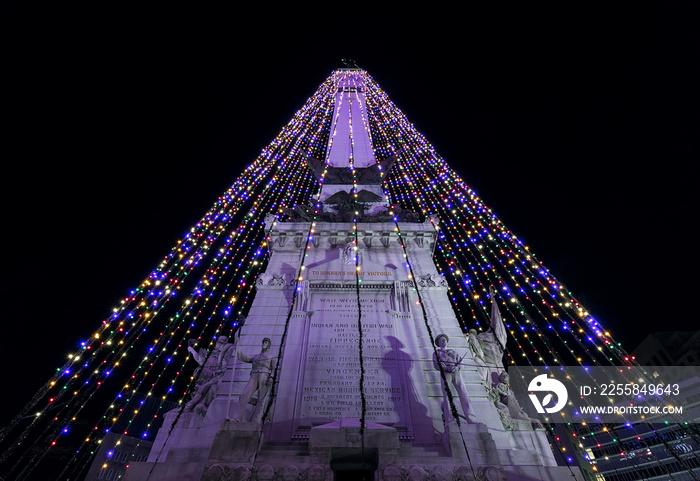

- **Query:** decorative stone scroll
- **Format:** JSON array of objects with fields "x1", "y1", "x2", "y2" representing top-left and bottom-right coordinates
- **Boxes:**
[
  {"x1": 417, "y1": 273, "x2": 448, "y2": 289},
  {"x1": 256, "y1": 273, "x2": 291, "y2": 288},
  {"x1": 201, "y1": 463, "x2": 328, "y2": 481},
  {"x1": 378, "y1": 464, "x2": 506, "y2": 481}
]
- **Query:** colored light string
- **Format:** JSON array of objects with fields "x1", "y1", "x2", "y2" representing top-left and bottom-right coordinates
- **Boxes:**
[{"x1": 1, "y1": 69, "x2": 693, "y2": 480}]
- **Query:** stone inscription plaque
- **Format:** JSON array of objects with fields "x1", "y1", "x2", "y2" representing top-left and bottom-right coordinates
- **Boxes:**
[{"x1": 299, "y1": 291, "x2": 406, "y2": 425}]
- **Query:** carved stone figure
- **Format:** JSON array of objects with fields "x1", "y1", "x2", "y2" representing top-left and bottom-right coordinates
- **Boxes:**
[
  {"x1": 185, "y1": 336, "x2": 236, "y2": 415},
  {"x1": 232, "y1": 338, "x2": 274, "y2": 423},
  {"x1": 432, "y1": 334, "x2": 478, "y2": 424},
  {"x1": 342, "y1": 244, "x2": 361, "y2": 265},
  {"x1": 467, "y1": 329, "x2": 489, "y2": 386},
  {"x1": 477, "y1": 288, "x2": 508, "y2": 386},
  {"x1": 493, "y1": 372, "x2": 536, "y2": 426}
]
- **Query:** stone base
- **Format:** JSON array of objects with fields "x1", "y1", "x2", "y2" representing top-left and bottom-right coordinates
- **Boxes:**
[
  {"x1": 121, "y1": 461, "x2": 204, "y2": 481},
  {"x1": 124, "y1": 418, "x2": 584, "y2": 481},
  {"x1": 310, "y1": 418, "x2": 398, "y2": 449},
  {"x1": 446, "y1": 421, "x2": 502, "y2": 466},
  {"x1": 376, "y1": 463, "x2": 585, "y2": 481},
  {"x1": 309, "y1": 417, "x2": 399, "y2": 467},
  {"x1": 207, "y1": 419, "x2": 262, "y2": 465},
  {"x1": 122, "y1": 419, "x2": 263, "y2": 481}
]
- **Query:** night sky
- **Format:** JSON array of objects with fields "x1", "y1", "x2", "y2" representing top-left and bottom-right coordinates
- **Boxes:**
[{"x1": 2, "y1": 5, "x2": 698, "y2": 424}]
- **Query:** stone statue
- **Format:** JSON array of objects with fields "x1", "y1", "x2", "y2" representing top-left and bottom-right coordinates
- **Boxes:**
[
  {"x1": 467, "y1": 328, "x2": 489, "y2": 386},
  {"x1": 432, "y1": 334, "x2": 478, "y2": 424},
  {"x1": 493, "y1": 372, "x2": 530, "y2": 421},
  {"x1": 477, "y1": 287, "x2": 508, "y2": 386},
  {"x1": 185, "y1": 335, "x2": 236, "y2": 415},
  {"x1": 491, "y1": 371, "x2": 539, "y2": 431},
  {"x1": 232, "y1": 337, "x2": 274, "y2": 423}
]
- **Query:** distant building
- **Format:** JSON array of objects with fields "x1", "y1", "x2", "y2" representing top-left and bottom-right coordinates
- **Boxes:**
[
  {"x1": 84, "y1": 394, "x2": 177, "y2": 480},
  {"x1": 633, "y1": 331, "x2": 700, "y2": 370},
  {"x1": 571, "y1": 332, "x2": 700, "y2": 480},
  {"x1": 83, "y1": 432, "x2": 153, "y2": 481},
  {"x1": 572, "y1": 422, "x2": 700, "y2": 481}
]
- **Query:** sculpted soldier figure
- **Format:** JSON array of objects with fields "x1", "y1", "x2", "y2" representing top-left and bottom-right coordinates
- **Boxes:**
[
  {"x1": 467, "y1": 328, "x2": 489, "y2": 386},
  {"x1": 433, "y1": 334, "x2": 478, "y2": 424},
  {"x1": 477, "y1": 287, "x2": 508, "y2": 386},
  {"x1": 185, "y1": 336, "x2": 235, "y2": 415},
  {"x1": 232, "y1": 337, "x2": 274, "y2": 423}
]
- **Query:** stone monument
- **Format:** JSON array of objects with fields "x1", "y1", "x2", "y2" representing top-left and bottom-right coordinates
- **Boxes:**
[{"x1": 123, "y1": 69, "x2": 581, "y2": 480}]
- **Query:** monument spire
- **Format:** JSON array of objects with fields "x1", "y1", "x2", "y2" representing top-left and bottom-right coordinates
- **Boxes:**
[{"x1": 326, "y1": 68, "x2": 376, "y2": 168}]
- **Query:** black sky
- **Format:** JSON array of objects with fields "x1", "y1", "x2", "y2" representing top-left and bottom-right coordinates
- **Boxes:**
[{"x1": 2, "y1": 4, "x2": 698, "y2": 423}]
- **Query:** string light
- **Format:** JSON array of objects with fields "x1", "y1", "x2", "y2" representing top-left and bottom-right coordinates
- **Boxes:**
[{"x1": 0, "y1": 69, "x2": 678, "y2": 480}]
